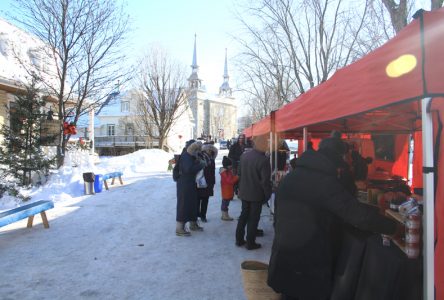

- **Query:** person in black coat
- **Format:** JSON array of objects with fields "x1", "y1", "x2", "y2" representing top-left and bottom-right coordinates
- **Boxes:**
[
  {"x1": 267, "y1": 134, "x2": 399, "y2": 300},
  {"x1": 176, "y1": 140, "x2": 206, "y2": 236},
  {"x1": 197, "y1": 143, "x2": 218, "y2": 222},
  {"x1": 235, "y1": 135, "x2": 272, "y2": 250},
  {"x1": 228, "y1": 134, "x2": 247, "y2": 174},
  {"x1": 271, "y1": 139, "x2": 290, "y2": 172}
]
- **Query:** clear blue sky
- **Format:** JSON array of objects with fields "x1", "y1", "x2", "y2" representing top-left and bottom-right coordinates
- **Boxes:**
[
  {"x1": 0, "y1": 0, "x2": 242, "y2": 94},
  {"x1": 123, "y1": 0, "x2": 241, "y2": 93}
]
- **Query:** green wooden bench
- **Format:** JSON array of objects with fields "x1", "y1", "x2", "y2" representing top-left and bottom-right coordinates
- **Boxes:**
[{"x1": 0, "y1": 200, "x2": 54, "y2": 229}]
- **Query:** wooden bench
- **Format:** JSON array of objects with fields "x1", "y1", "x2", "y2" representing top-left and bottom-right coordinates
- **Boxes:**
[
  {"x1": 102, "y1": 171, "x2": 124, "y2": 190},
  {"x1": 0, "y1": 200, "x2": 54, "y2": 229}
]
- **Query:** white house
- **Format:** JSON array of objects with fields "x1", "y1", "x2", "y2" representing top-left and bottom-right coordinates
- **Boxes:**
[
  {"x1": 76, "y1": 89, "x2": 194, "y2": 155},
  {"x1": 75, "y1": 35, "x2": 237, "y2": 155}
]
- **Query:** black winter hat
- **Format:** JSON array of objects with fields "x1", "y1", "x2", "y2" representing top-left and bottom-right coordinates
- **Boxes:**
[
  {"x1": 222, "y1": 156, "x2": 232, "y2": 168},
  {"x1": 318, "y1": 131, "x2": 347, "y2": 156},
  {"x1": 318, "y1": 131, "x2": 347, "y2": 167}
]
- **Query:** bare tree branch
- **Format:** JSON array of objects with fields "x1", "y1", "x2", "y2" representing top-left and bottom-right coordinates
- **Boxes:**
[
  {"x1": 134, "y1": 47, "x2": 189, "y2": 149},
  {"x1": 10, "y1": 0, "x2": 131, "y2": 167},
  {"x1": 233, "y1": 0, "x2": 372, "y2": 119}
]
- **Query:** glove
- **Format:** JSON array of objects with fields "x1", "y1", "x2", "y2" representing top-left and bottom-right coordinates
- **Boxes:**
[{"x1": 199, "y1": 159, "x2": 207, "y2": 168}]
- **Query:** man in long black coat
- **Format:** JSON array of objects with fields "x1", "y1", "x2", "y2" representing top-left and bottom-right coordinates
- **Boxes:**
[
  {"x1": 267, "y1": 135, "x2": 398, "y2": 300},
  {"x1": 235, "y1": 135, "x2": 272, "y2": 250}
]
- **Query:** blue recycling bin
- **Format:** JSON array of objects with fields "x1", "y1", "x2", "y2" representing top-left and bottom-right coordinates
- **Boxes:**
[{"x1": 94, "y1": 174, "x2": 104, "y2": 193}]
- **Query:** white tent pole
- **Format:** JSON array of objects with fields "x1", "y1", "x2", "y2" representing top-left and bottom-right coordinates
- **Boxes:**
[
  {"x1": 303, "y1": 127, "x2": 308, "y2": 152},
  {"x1": 89, "y1": 107, "x2": 95, "y2": 155},
  {"x1": 269, "y1": 131, "x2": 273, "y2": 181},
  {"x1": 274, "y1": 130, "x2": 278, "y2": 180},
  {"x1": 421, "y1": 97, "x2": 434, "y2": 300}
]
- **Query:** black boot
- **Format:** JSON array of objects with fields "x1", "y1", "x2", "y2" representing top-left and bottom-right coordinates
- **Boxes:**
[
  {"x1": 236, "y1": 240, "x2": 246, "y2": 247},
  {"x1": 246, "y1": 242, "x2": 261, "y2": 250}
]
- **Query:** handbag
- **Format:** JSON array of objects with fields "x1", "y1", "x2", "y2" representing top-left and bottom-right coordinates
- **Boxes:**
[{"x1": 196, "y1": 169, "x2": 208, "y2": 188}]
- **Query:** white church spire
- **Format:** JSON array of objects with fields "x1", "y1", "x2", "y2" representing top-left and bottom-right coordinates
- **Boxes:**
[
  {"x1": 219, "y1": 48, "x2": 232, "y2": 96},
  {"x1": 188, "y1": 34, "x2": 202, "y2": 89}
]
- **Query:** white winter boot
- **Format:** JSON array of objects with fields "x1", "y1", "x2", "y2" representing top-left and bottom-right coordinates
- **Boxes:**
[
  {"x1": 189, "y1": 221, "x2": 204, "y2": 231},
  {"x1": 176, "y1": 222, "x2": 191, "y2": 236},
  {"x1": 221, "y1": 211, "x2": 234, "y2": 221}
]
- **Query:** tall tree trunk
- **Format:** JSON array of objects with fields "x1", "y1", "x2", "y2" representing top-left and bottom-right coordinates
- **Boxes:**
[{"x1": 382, "y1": 0, "x2": 408, "y2": 33}]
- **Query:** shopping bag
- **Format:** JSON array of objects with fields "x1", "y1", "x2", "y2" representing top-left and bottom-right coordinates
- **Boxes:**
[{"x1": 196, "y1": 169, "x2": 207, "y2": 188}]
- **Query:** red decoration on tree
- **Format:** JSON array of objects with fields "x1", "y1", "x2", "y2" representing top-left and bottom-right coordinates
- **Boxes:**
[{"x1": 63, "y1": 122, "x2": 77, "y2": 135}]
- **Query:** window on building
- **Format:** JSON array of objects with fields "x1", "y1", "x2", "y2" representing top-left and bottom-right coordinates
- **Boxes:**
[
  {"x1": 107, "y1": 124, "x2": 115, "y2": 136},
  {"x1": 121, "y1": 101, "x2": 130, "y2": 112},
  {"x1": 125, "y1": 123, "x2": 134, "y2": 136}
]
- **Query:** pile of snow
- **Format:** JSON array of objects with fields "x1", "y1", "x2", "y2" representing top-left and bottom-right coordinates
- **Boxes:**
[{"x1": 0, "y1": 149, "x2": 173, "y2": 211}]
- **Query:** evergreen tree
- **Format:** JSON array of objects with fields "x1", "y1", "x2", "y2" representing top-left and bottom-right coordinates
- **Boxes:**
[{"x1": 0, "y1": 76, "x2": 55, "y2": 190}]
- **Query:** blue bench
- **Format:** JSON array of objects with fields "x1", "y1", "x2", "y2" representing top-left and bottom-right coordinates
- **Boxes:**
[
  {"x1": 0, "y1": 200, "x2": 54, "y2": 229},
  {"x1": 102, "y1": 171, "x2": 124, "y2": 190}
]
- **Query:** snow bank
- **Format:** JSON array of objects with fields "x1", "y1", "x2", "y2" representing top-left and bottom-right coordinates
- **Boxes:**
[{"x1": 0, "y1": 149, "x2": 173, "y2": 211}]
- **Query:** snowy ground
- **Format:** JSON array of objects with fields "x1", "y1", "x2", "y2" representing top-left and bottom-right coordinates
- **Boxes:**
[{"x1": 0, "y1": 149, "x2": 274, "y2": 300}]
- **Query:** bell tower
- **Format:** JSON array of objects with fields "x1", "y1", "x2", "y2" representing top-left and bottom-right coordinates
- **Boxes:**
[
  {"x1": 187, "y1": 34, "x2": 202, "y2": 89},
  {"x1": 219, "y1": 48, "x2": 232, "y2": 97}
]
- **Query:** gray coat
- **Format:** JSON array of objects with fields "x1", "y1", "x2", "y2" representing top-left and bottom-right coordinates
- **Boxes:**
[{"x1": 238, "y1": 149, "x2": 272, "y2": 203}]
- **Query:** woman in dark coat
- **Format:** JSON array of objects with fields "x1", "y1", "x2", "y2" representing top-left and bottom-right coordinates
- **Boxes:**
[
  {"x1": 228, "y1": 134, "x2": 246, "y2": 174},
  {"x1": 267, "y1": 135, "x2": 398, "y2": 300},
  {"x1": 197, "y1": 143, "x2": 218, "y2": 222},
  {"x1": 176, "y1": 140, "x2": 205, "y2": 236}
]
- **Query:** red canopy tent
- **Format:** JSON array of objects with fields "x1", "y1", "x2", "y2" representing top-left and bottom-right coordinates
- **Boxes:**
[
  {"x1": 243, "y1": 8, "x2": 444, "y2": 298},
  {"x1": 248, "y1": 115, "x2": 272, "y2": 137}
]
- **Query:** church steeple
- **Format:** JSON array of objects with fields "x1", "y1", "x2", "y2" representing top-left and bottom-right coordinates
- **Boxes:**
[
  {"x1": 188, "y1": 34, "x2": 202, "y2": 89},
  {"x1": 219, "y1": 48, "x2": 232, "y2": 97}
]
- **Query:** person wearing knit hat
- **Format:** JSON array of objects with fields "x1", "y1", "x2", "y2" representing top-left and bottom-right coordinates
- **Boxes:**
[
  {"x1": 219, "y1": 156, "x2": 238, "y2": 221},
  {"x1": 268, "y1": 131, "x2": 399, "y2": 299},
  {"x1": 222, "y1": 156, "x2": 232, "y2": 168},
  {"x1": 318, "y1": 131, "x2": 357, "y2": 196},
  {"x1": 317, "y1": 131, "x2": 347, "y2": 167}
]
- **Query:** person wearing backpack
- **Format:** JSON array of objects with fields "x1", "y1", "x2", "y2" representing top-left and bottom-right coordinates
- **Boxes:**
[{"x1": 175, "y1": 140, "x2": 206, "y2": 236}]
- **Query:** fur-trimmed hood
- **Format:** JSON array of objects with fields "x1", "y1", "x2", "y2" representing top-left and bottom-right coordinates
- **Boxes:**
[
  {"x1": 187, "y1": 141, "x2": 202, "y2": 157},
  {"x1": 202, "y1": 144, "x2": 218, "y2": 160}
]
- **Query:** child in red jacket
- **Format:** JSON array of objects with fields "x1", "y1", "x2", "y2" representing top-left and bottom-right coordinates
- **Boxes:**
[{"x1": 220, "y1": 156, "x2": 239, "y2": 221}]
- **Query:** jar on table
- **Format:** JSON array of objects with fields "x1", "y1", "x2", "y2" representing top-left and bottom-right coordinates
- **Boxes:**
[{"x1": 404, "y1": 213, "x2": 421, "y2": 259}]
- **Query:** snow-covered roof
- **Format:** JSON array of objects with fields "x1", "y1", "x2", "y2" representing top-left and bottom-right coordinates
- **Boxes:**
[
  {"x1": 96, "y1": 91, "x2": 134, "y2": 117},
  {"x1": 76, "y1": 112, "x2": 101, "y2": 128},
  {"x1": 0, "y1": 17, "x2": 58, "y2": 88}
]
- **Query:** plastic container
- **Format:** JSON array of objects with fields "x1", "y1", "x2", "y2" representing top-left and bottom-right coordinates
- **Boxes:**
[
  {"x1": 405, "y1": 242, "x2": 421, "y2": 259},
  {"x1": 94, "y1": 174, "x2": 104, "y2": 193}
]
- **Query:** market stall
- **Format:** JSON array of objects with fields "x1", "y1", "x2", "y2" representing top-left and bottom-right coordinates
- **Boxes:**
[{"x1": 244, "y1": 8, "x2": 444, "y2": 299}]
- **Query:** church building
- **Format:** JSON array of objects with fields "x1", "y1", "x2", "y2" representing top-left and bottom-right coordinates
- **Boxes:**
[{"x1": 186, "y1": 35, "x2": 237, "y2": 141}]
